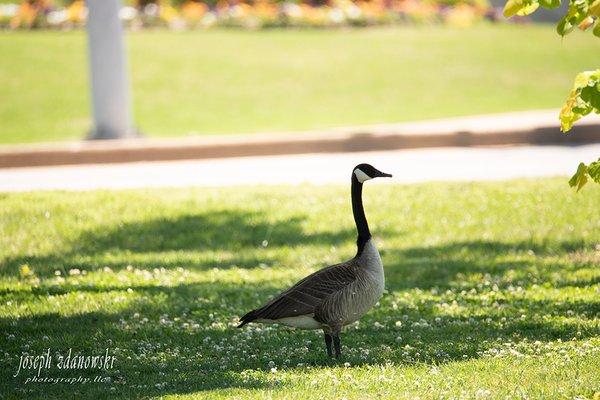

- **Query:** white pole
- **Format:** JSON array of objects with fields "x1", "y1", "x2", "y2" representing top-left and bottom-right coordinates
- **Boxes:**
[{"x1": 85, "y1": 0, "x2": 135, "y2": 139}]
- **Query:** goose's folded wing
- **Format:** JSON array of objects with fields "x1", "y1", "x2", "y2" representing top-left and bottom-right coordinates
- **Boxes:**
[{"x1": 252, "y1": 262, "x2": 357, "y2": 321}]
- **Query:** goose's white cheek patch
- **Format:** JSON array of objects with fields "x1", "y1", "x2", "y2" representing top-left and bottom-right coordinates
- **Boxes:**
[{"x1": 354, "y1": 169, "x2": 372, "y2": 183}]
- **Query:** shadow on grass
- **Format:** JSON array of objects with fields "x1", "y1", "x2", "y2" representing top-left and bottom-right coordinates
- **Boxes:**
[
  {"x1": 383, "y1": 239, "x2": 595, "y2": 291},
  {"x1": 2, "y1": 276, "x2": 599, "y2": 399},
  {"x1": 1, "y1": 209, "x2": 370, "y2": 277},
  {"x1": 74, "y1": 211, "x2": 354, "y2": 253},
  {"x1": 2, "y1": 236, "x2": 598, "y2": 398}
]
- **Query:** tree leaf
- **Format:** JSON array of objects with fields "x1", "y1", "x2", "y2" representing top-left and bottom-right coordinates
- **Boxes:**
[
  {"x1": 559, "y1": 70, "x2": 600, "y2": 132},
  {"x1": 503, "y1": 0, "x2": 522, "y2": 16},
  {"x1": 504, "y1": 0, "x2": 539, "y2": 17},
  {"x1": 588, "y1": 159, "x2": 600, "y2": 184},
  {"x1": 591, "y1": 0, "x2": 600, "y2": 16},
  {"x1": 518, "y1": 1, "x2": 540, "y2": 14},
  {"x1": 578, "y1": 15, "x2": 595, "y2": 30},
  {"x1": 557, "y1": 16, "x2": 575, "y2": 35},
  {"x1": 573, "y1": 70, "x2": 592, "y2": 89},
  {"x1": 560, "y1": 93, "x2": 579, "y2": 132},
  {"x1": 539, "y1": 0, "x2": 561, "y2": 8},
  {"x1": 569, "y1": 162, "x2": 589, "y2": 192},
  {"x1": 580, "y1": 85, "x2": 600, "y2": 109}
]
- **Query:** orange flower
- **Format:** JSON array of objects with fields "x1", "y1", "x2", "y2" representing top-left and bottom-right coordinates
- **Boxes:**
[
  {"x1": 444, "y1": 4, "x2": 480, "y2": 28},
  {"x1": 67, "y1": 0, "x2": 86, "y2": 24},
  {"x1": 181, "y1": 1, "x2": 207, "y2": 21},
  {"x1": 252, "y1": 0, "x2": 278, "y2": 19},
  {"x1": 10, "y1": 2, "x2": 37, "y2": 29}
]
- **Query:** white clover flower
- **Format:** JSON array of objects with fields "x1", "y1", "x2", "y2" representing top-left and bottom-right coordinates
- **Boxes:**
[{"x1": 475, "y1": 388, "x2": 491, "y2": 399}]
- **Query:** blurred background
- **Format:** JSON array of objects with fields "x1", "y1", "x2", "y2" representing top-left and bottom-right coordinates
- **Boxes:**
[
  {"x1": 0, "y1": 0, "x2": 599, "y2": 188},
  {"x1": 2, "y1": 4, "x2": 600, "y2": 398}
]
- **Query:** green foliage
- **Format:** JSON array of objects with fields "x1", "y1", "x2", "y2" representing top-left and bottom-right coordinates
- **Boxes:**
[
  {"x1": 557, "y1": 0, "x2": 591, "y2": 35},
  {"x1": 504, "y1": 0, "x2": 600, "y2": 191},
  {"x1": 559, "y1": 69, "x2": 600, "y2": 132},
  {"x1": 1, "y1": 180, "x2": 600, "y2": 398},
  {"x1": 559, "y1": 68, "x2": 600, "y2": 192},
  {"x1": 503, "y1": 0, "x2": 600, "y2": 36},
  {"x1": 503, "y1": 0, "x2": 540, "y2": 17},
  {"x1": 569, "y1": 158, "x2": 600, "y2": 191}
]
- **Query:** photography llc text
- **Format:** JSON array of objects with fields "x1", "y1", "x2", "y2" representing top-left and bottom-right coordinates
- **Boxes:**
[{"x1": 14, "y1": 348, "x2": 117, "y2": 384}]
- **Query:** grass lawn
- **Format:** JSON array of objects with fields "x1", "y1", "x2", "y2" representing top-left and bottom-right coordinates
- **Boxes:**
[
  {"x1": 1, "y1": 25, "x2": 599, "y2": 145},
  {"x1": 0, "y1": 178, "x2": 599, "y2": 398}
]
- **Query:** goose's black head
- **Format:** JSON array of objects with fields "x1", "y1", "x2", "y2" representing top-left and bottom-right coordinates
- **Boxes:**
[{"x1": 352, "y1": 163, "x2": 392, "y2": 183}]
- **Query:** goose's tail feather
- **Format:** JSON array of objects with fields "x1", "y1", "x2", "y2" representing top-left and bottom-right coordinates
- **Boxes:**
[{"x1": 237, "y1": 309, "x2": 258, "y2": 328}]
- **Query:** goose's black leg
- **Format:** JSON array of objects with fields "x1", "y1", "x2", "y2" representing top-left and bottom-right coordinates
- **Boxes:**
[
  {"x1": 324, "y1": 333, "x2": 333, "y2": 357},
  {"x1": 333, "y1": 334, "x2": 341, "y2": 358}
]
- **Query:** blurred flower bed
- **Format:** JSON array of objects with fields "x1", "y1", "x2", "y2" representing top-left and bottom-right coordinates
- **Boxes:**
[{"x1": 1, "y1": 0, "x2": 497, "y2": 30}]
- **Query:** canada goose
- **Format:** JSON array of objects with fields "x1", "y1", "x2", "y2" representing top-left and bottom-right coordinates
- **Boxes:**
[{"x1": 238, "y1": 163, "x2": 392, "y2": 358}]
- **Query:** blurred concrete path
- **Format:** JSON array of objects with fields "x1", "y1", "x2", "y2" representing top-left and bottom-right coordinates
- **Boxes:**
[
  {"x1": 2, "y1": 110, "x2": 599, "y2": 168},
  {"x1": 1, "y1": 144, "x2": 599, "y2": 192}
]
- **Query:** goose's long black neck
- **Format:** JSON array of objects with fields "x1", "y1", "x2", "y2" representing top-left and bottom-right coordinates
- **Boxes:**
[{"x1": 351, "y1": 176, "x2": 371, "y2": 256}]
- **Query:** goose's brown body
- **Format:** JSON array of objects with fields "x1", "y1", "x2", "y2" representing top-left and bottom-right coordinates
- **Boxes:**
[{"x1": 240, "y1": 239, "x2": 384, "y2": 331}]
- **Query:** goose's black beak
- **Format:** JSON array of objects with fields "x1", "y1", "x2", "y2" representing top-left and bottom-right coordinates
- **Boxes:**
[{"x1": 375, "y1": 171, "x2": 392, "y2": 178}]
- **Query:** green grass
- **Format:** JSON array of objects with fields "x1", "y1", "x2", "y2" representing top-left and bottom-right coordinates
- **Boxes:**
[
  {"x1": 1, "y1": 178, "x2": 599, "y2": 398},
  {"x1": 1, "y1": 25, "x2": 599, "y2": 145}
]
